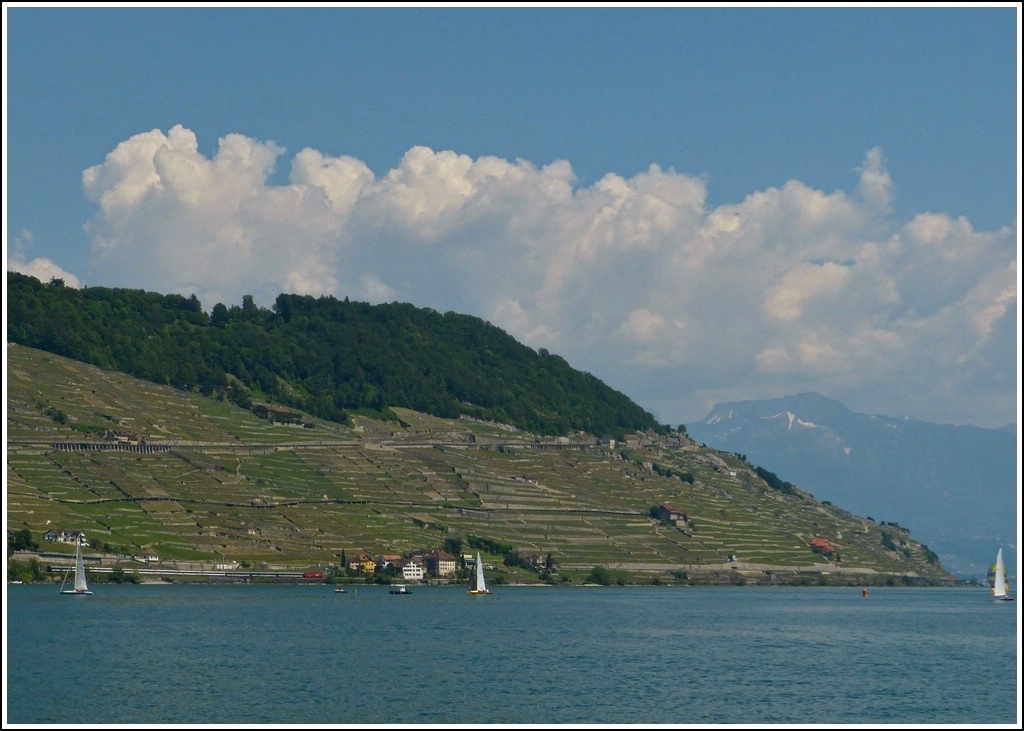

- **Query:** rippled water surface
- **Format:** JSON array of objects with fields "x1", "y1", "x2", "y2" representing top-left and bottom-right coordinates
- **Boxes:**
[{"x1": 5, "y1": 584, "x2": 1019, "y2": 725}]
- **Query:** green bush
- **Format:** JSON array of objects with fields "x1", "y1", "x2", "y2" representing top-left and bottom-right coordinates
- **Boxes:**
[{"x1": 586, "y1": 566, "x2": 613, "y2": 585}]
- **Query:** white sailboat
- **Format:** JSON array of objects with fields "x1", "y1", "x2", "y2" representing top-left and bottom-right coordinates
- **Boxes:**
[
  {"x1": 988, "y1": 547, "x2": 1013, "y2": 601},
  {"x1": 59, "y1": 539, "x2": 93, "y2": 596},
  {"x1": 467, "y1": 552, "x2": 492, "y2": 595}
]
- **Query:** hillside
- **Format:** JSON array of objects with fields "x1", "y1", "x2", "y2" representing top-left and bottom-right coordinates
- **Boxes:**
[
  {"x1": 6, "y1": 272, "x2": 660, "y2": 437},
  {"x1": 687, "y1": 392, "x2": 1017, "y2": 579},
  {"x1": 7, "y1": 345, "x2": 954, "y2": 585}
]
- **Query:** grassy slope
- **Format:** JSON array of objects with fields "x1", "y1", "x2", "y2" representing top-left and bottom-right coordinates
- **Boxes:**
[{"x1": 6, "y1": 344, "x2": 952, "y2": 584}]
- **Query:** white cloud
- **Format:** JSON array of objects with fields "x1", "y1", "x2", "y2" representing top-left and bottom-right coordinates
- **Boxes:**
[
  {"x1": 7, "y1": 257, "x2": 83, "y2": 289},
  {"x1": 290, "y1": 148, "x2": 374, "y2": 215},
  {"x1": 78, "y1": 127, "x2": 1018, "y2": 428},
  {"x1": 857, "y1": 146, "x2": 894, "y2": 213},
  {"x1": 7, "y1": 230, "x2": 83, "y2": 288},
  {"x1": 764, "y1": 261, "x2": 854, "y2": 321}
]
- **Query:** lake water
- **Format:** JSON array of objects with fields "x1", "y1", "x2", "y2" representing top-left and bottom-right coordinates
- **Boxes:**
[{"x1": 4, "y1": 584, "x2": 1020, "y2": 726}]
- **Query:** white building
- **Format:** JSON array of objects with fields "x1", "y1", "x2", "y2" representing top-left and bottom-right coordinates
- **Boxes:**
[
  {"x1": 401, "y1": 558, "x2": 425, "y2": 581},
  {"x1": 44, "y1": 529, "x2": 87, "y2": 545}
]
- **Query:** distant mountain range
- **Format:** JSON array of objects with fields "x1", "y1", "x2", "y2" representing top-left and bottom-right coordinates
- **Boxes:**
[{"x1": 687, "y1": 392, "x2": 1017, "y2": 580}]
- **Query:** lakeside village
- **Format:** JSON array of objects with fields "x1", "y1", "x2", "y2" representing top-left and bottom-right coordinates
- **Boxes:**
[
  {"x1": 10, "y1": 527, "x2": 557, "y2": 587},
  {"x1": 7, "y1": 505, "x2": 865, "y2": 589}
]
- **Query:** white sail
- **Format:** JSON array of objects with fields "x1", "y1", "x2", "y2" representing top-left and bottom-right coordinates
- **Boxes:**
[
  {"x1": 992, "y1": 548, "x2": 1008, "y2": 598},
  {"x1": 74, "y1": 542, "x2": 89, "y2": 593},
  {"x1": 475, "y1": 553, "x2": 487, "y2": 593},
  {"x1": 468, "y1": 552, "x2": 491, "y2": 595},
  {"x1": 60, "y1": 539, "x2": 93, "y2": 595}
]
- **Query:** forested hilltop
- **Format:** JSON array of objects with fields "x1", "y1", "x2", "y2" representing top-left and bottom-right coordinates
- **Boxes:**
[{"x1": 7, "y1": 272, "x2": 662, "y2": 437}]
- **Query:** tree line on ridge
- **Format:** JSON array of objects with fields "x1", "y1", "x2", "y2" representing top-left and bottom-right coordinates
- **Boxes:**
[{"x1": 7, "y1": 272, "x2": 667, "y2": 438}]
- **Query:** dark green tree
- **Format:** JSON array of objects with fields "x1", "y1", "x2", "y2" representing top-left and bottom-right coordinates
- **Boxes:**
[
  {"x1": 211, "y1": 302, "x2": 229, "y2": 327},
  {"x1": 443, "y1": 537, "x2": 463, "y2": 560},
  {"x1": 9, "y1": 528, "x2": 37, "y2": 552},
  {"x1": 586, "y1": 566, "x2": 613, "y2": 586}
]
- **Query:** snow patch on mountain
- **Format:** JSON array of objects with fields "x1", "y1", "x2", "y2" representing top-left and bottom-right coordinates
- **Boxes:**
[{"x1": 760, "y1": 411, "x2": 820, "y2": 430}]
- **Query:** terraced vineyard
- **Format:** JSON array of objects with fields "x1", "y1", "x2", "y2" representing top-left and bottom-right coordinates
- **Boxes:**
[{"x1": 7, "y1": 344, "x2": 952, "y2": 584}]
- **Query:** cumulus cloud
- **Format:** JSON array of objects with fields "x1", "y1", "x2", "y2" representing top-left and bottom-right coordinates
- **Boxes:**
[
  {"x1": 78, "y1": 126, "x2": 1018, "y2": 428},
  {"x1": 857, "y1": 146, "x2": 894, "y2": 213},
  {"x1": 7, "y1": 229, "x2": 83, "y2": 288}
]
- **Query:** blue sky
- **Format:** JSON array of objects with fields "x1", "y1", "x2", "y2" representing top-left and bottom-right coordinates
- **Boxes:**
[{"x1": 4, "y1": 4, "x2": 1020, "y2": 430}]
